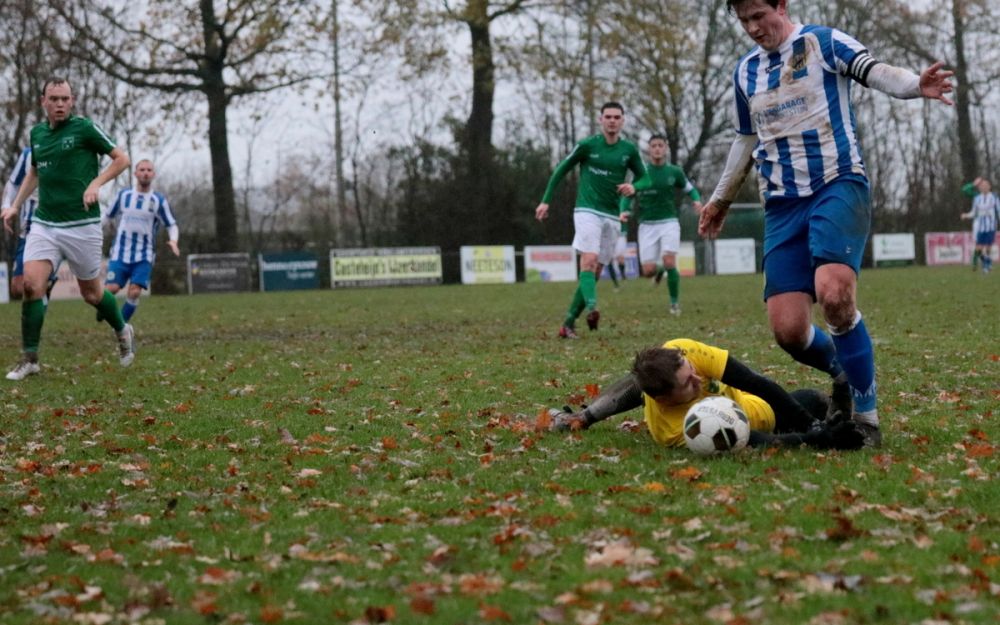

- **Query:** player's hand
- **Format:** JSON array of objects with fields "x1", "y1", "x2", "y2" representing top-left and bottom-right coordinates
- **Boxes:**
[
  {"x1": 805, "y1": 416, "x2": 865, "y2": 451},
  {"x1": 697, "y1": 200, "x2": 728, "y2": 239},
  {"x1": 83, "y1": 182, "x2": 101, "y2": 207},
  {"x1": 919, "y1": 60, "x2": 954, "y2": 106},
  {"x1": 692, "y1": 201, "x2": 703, "y2": 213},
  {"x1": 1, "y1": 205, "x2": 15, "y2": 234},
  {"x1": 535, "y1": 203, "x2": 549, "y2": 221},
  {"x1": 616, "y1": 183, "x2": 636, "y2": 197},
  {"x1": 168, "y1": 240, "x2": 180, "y2": 256},
  {"x1": 548, "y1": 406, "x2": 591, "y2": 432},
  {"x1": 619, "y1": 211, "x2": 631, "y2": 223}
]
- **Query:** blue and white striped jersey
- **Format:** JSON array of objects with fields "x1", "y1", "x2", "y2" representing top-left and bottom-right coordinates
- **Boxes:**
[
  {"x1": 731, "y1": 24, "x2": 868, "y2": 202},
  {"x1": 970, "y1": 193, "x2": 999, "y2": 234},
  {"x1": 106, "y1": 188, "x2": 178, "y2": 263},
  {"x1": 2, "y1": 147, "x2": 39, "y2": 238}
]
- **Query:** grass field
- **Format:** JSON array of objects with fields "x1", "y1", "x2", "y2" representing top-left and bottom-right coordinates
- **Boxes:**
[{"x1": 1, "y1": 265, "x2": 997, "y2": 625}]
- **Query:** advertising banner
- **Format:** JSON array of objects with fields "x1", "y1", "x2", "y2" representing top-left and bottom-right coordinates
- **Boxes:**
[
  {"x1": 524, "y1": 245, "x2": 576, "y2": 282},
  {"x1": 259, "y1": 251, "x2": 319, "y2": 291},
  {"x1": 872, "y1": 233, "x2": 915, "y2": 266},
  {"x1": 924, "y1": 231, "x2": 999, "y2": 265},
  {"x1": 188, "y1": 253, "x2": 252, "y2": 294},
  {"x1": 715, "y1": 238, "x2": 757, "y2": 274},
  {"x1": 460, "y1": 246, "x2": 516, "y2": 284},
  {"x1": 925, "y1": 231, "x2": 969, "y2": 266},
  {"x1": 330, "y1": 247, "x2": 442, "y2": 288}
]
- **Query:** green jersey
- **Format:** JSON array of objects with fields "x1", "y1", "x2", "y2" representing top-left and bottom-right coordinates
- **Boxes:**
[
  {"x1": 541, "y1": 134, "x2": 648, "y2": 218},
  {"x1": 620, "y1": 162, "x2": 700, "y2": 223},
  {"x1": 30, "y1": 115, "x2": 116, "y2": 227}
]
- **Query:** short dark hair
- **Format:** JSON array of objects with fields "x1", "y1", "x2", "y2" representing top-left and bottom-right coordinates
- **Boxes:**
[
  {"x1": 41, "y1": 77, "x2": 71, "y2": 97},
  {"x1": 649, "y1": 134, "x2": 667, "y2": 143},
  {"x1": 631, "y1": 346, "x2": 685, "y2": 398},
  {"x1": 727, "y1": 0, "x2": 779, "y2": 13},
  {"x1": 601, "y1": 101, "x2": 625, "y2": 115}
]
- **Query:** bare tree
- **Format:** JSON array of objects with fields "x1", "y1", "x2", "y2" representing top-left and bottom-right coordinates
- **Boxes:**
[{"x1": 48, "y1": 0, "x2": 326, "y2": 252}]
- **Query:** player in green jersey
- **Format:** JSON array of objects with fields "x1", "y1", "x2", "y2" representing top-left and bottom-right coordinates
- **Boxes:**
[
  {"x1": 1, "y1": 77, "x2": 134, "y2": 380},
  {"x1": 535, "y1": 102, "x2": 649, "y2": 338},
  {"x1": 620, "y1": 135, "x2": 702, "y2": 315}
]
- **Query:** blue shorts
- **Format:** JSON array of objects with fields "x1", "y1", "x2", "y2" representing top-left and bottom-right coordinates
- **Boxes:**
[
  {"x1": 975, "y1": 231, "x2": 996, "y2": 246},
  {"x1": 762, "y1": 176, "x2": 871, "y2": 301},
  {"x1": 12, "y1": 238, "x2": 27, "y2": 277},
  {"x1": 106, "y1": 260, "x2": 153, "y2": 289}
]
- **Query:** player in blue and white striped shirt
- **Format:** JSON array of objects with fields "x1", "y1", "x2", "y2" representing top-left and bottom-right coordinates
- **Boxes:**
[
  {"x1": 103, "y1": 159, "x2": 179, "y2": 322},
  {"x1": 961, "y1": 178, "x2": 998, "y2": 274},
  {"x1": 698, "y1": 0, "x2": 954, "y2": 447},
  {"x1": 2, "y1": 147, "x2": 57, "y2": 299}
]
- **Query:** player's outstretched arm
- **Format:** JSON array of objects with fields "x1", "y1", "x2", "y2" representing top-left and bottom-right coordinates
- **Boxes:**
[
  {"x1": 698, "y1": 200, "x2": 728, "y2": 239},
  {"x1": 84, "y1": 147, "x2": 130, "y2": 206},
  {"x1": 919, "y1": 61, "x2": 954, "y2": 105},
  {"x1": 720, "y1": 356, "x2": 816, "y2": 433},
  {"x1": 701, "y1": 134, "x2": 756, "y2": 238},
  {"x1": 2, "y1": 167, "x2": 37, "y2": 233},
  {"x1": 550, "y1": 374, "x2": 644, "y2": 432}
]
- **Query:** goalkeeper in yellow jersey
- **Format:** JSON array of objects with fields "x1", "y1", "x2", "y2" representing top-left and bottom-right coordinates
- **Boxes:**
[{"x1": 548, "y1": 338, "x2": 863, "y2": 451}]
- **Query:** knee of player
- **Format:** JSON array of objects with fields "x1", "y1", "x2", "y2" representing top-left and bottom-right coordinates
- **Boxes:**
[
  {"x1": 816, "y1": 288, "x2": 856, "y2": 329},
  {"x1": 772, "y1": 325, "x2": 811, "y2": 351}
]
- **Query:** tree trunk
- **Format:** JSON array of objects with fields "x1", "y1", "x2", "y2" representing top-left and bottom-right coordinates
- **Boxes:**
[
  {"x1": 463, "y1": 9, "x2": 496, "y2": 243},
  {"x1": 465, "y1": 18, "x2": 495, "y2": 172},
  {"x1": 201, "y1": 0, "x2": 238, "y2": 252},
  {"x1": 332, "y1": 0, "x2": 347, "y2": 247},
  {"x1": 951, "y1": 0, "x2": 978, "y2": 181}
]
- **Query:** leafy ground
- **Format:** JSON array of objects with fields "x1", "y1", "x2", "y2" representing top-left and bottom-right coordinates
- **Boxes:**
[{"x1": 0, "y1": 265, "x2": 997, "y2": 625}]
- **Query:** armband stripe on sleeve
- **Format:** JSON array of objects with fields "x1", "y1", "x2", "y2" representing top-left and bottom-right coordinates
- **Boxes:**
[{"x1": 847, "y1": 53, "x2": 879, "y2": 86}]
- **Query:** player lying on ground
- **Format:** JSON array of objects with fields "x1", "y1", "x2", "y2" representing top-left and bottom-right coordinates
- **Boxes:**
[{"x1": 548, "y1": 338, "x2": 864, "y2": 451}]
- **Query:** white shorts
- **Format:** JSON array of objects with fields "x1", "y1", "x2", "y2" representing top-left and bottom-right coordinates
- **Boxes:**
[
  {"x1": 573, "y1": 211, "x2": 621, "y2": 265},
  {"x1": 23, "y1": 222, "x2": 103, "y2": 281},
  {"x1": 638, "y1": 220, "x2": 681, "y2": 264}
]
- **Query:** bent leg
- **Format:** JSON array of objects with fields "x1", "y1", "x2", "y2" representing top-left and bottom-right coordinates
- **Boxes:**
[{"x1": 815, "y1": 263, "x2": 877, "y2": 424}]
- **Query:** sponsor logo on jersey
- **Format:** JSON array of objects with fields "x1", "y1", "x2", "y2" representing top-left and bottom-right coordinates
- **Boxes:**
[
  {"x1": 755, "y1": 97, "x2": 808, "y2": 127},
  {"x1": 62, "y1": 137, "x2": 76, "y2": 150}
]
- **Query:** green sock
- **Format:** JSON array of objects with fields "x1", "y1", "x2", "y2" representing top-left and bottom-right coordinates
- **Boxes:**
[
  {"x1": 667, "y1": 268, "x2": 680, "y2": 304},
  {"x1": 972, "y1": 249, "x2": 981, "y2": 267},
  {"x1": 96, "y1": 290, "x2": 126, "y2": 332},
  {"x1": 579, "y1": 270, "x2": 597, "y2": 310},
  {"x1": 22, "y1": 299, "x2": 46, "y2": 353},
  {"x1": 564, "y1": 286, "x2": 586, "y2": 327}
]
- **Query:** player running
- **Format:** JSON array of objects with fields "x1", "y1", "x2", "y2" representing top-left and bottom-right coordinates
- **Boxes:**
[
  {"x1": 697, "y1": 0, "x2": 954, "y2": 446},
  {"x1": 1, "y1": 77, "x2": 134, "y2": 380},
  {"x1": 960, "y1": 177, "x2": 998, "y2": 274},
  {"x1": 102, "y1": 159, "x2": 180, "y2": 322},
  {"x1": 620, "y1": 134, "x2": 702, "y2": 315},
  {"x1": 535, "y1": 102, "x2": 649, "y2": 339}
]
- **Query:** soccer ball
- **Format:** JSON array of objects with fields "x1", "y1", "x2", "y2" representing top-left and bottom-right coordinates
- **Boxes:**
[{"x1": 683, "y1": 396, "x2": 751, "y2": 456}]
